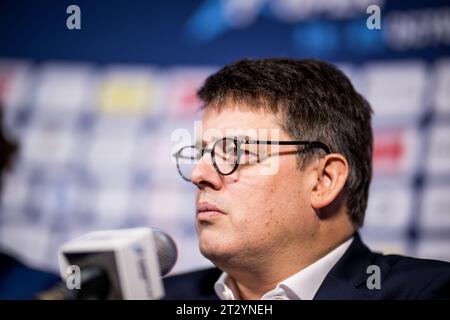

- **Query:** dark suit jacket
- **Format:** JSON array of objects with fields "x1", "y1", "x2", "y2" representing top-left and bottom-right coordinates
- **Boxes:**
[
  {"x1": 0, "y1": 251, "x2": 59, "y2": 299},
  {"x1": 163, "y1": 233, "x2": 450, "y2": 299}
]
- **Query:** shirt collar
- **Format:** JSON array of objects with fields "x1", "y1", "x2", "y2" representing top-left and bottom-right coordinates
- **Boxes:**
[{"x1": 214, "y1": 237, "x2": 354, "y2": 300}]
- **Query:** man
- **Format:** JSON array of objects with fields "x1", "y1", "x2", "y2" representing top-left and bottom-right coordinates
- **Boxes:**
[
  {"x1": 0, "y1": 105, "x2": 59, "y2": 299},
  {"x1": 164, "y1": 58, "x2": 450, "y2": 299}
]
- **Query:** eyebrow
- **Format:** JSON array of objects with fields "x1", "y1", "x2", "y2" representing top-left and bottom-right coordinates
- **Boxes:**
[
  {"x1": 196, "y1": 138, "x2": 215, "y2": 148},
  {"x1": 235, "y1": 135, "x2": 253, "y2": 142},
  {"x1": 197, "y1": 135, "x2": 255, "y2": 147}
]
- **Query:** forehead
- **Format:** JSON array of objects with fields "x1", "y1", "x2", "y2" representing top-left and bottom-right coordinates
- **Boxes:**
[{"x1": 198, "y1": 105, "x2": 287, "y2": 144}]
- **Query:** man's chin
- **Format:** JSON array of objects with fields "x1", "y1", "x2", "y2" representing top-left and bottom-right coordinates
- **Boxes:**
[{"x1": 198, "y1": 238, "x2": 234, "y2": 265}]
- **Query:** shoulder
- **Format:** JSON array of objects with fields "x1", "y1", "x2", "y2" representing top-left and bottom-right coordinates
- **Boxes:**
[
  {"x1": 163, "y1": 267, "x2": 221, "y2": 300},
  {"x1": 317, "y1": 234, "x2": 450, "y2": 299},
  {"x1": 372, "y1": 252, "x2": 450, "y2": 299},
  {"x1": 0, "y1": 251, "x2": 60, "y2": 299}
]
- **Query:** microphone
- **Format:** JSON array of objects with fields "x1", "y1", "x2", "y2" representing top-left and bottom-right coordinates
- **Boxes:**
[{"x1": 37, "y1": 227, "x2": 177, "y2": 300}]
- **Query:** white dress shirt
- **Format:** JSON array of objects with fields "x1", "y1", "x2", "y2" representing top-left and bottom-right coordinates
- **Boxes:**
[{"x1": 214, "y1": 237, "x2": 354, "y2": 300}]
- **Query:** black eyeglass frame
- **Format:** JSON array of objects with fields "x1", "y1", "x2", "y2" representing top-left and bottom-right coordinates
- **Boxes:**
[{"x1": 174, "y1": 137, "x2": 332, "y2": 182}]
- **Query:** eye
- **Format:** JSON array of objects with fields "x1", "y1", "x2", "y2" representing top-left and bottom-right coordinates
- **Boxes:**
[{"x1": 240, "y1": 149, "x2": 259, "y2": 164}]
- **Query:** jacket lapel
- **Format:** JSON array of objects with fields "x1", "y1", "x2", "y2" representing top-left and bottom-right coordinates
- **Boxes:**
[{"x1": 313, "y1": 233, "x2": 378, "y2": 299}]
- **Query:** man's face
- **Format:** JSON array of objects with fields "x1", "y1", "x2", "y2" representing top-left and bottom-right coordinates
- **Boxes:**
[{"x1": 192, "y1": 104, "x2": 321, "y2": 269}]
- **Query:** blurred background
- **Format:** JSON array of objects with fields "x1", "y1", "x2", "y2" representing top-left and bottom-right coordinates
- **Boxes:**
[{"x1": 0, "y1": 0, "x2": 449, "y2": 285}]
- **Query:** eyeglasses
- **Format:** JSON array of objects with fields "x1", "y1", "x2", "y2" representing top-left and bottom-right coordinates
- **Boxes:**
[{"x1": 173, "y1": 137, "x2": 331, "y2": 182}]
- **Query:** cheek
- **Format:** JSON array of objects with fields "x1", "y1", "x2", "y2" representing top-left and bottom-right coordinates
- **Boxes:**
[
  {"x1": 256, "y1": 208, "x2": 284, "y2": 240},
  {"x1": 224, "y1": 162, "x2": 312, "y2": 235},
  {"x1": 226, "y1": 179, "x2": 287, "y2": 234},
  {"x1": 226, "y1": 206, "x2": 280, "y2": 246}
]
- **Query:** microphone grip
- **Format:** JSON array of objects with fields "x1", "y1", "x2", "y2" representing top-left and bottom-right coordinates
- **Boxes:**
[{"x1": 36, "y1": 267, "x2": 110, "y2": 300}]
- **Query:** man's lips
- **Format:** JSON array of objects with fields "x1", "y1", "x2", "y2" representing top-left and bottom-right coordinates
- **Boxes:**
[{"x1": 196, "y1": 202, "x2": 226, "y2": 220}]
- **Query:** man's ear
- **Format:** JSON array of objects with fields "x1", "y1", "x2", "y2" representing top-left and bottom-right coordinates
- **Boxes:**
[{"x1": 310, "y1": 154, "x2": 348, "y2": 210}]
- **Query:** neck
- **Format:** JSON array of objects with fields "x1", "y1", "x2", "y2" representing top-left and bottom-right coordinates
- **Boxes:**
[{"x1": 221, "y1": 230, "x2": 354, "y2": 300}]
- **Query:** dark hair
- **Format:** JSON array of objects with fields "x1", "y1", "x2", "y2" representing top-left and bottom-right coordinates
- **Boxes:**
[{"x1": 197, "y1": 58, "x2": 373, "y2": 228}]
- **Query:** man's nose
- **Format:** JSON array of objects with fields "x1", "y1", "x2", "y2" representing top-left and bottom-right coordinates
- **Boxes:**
[{"x1": 190, "y1": 153, "x2": 222, "y2": 190}]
